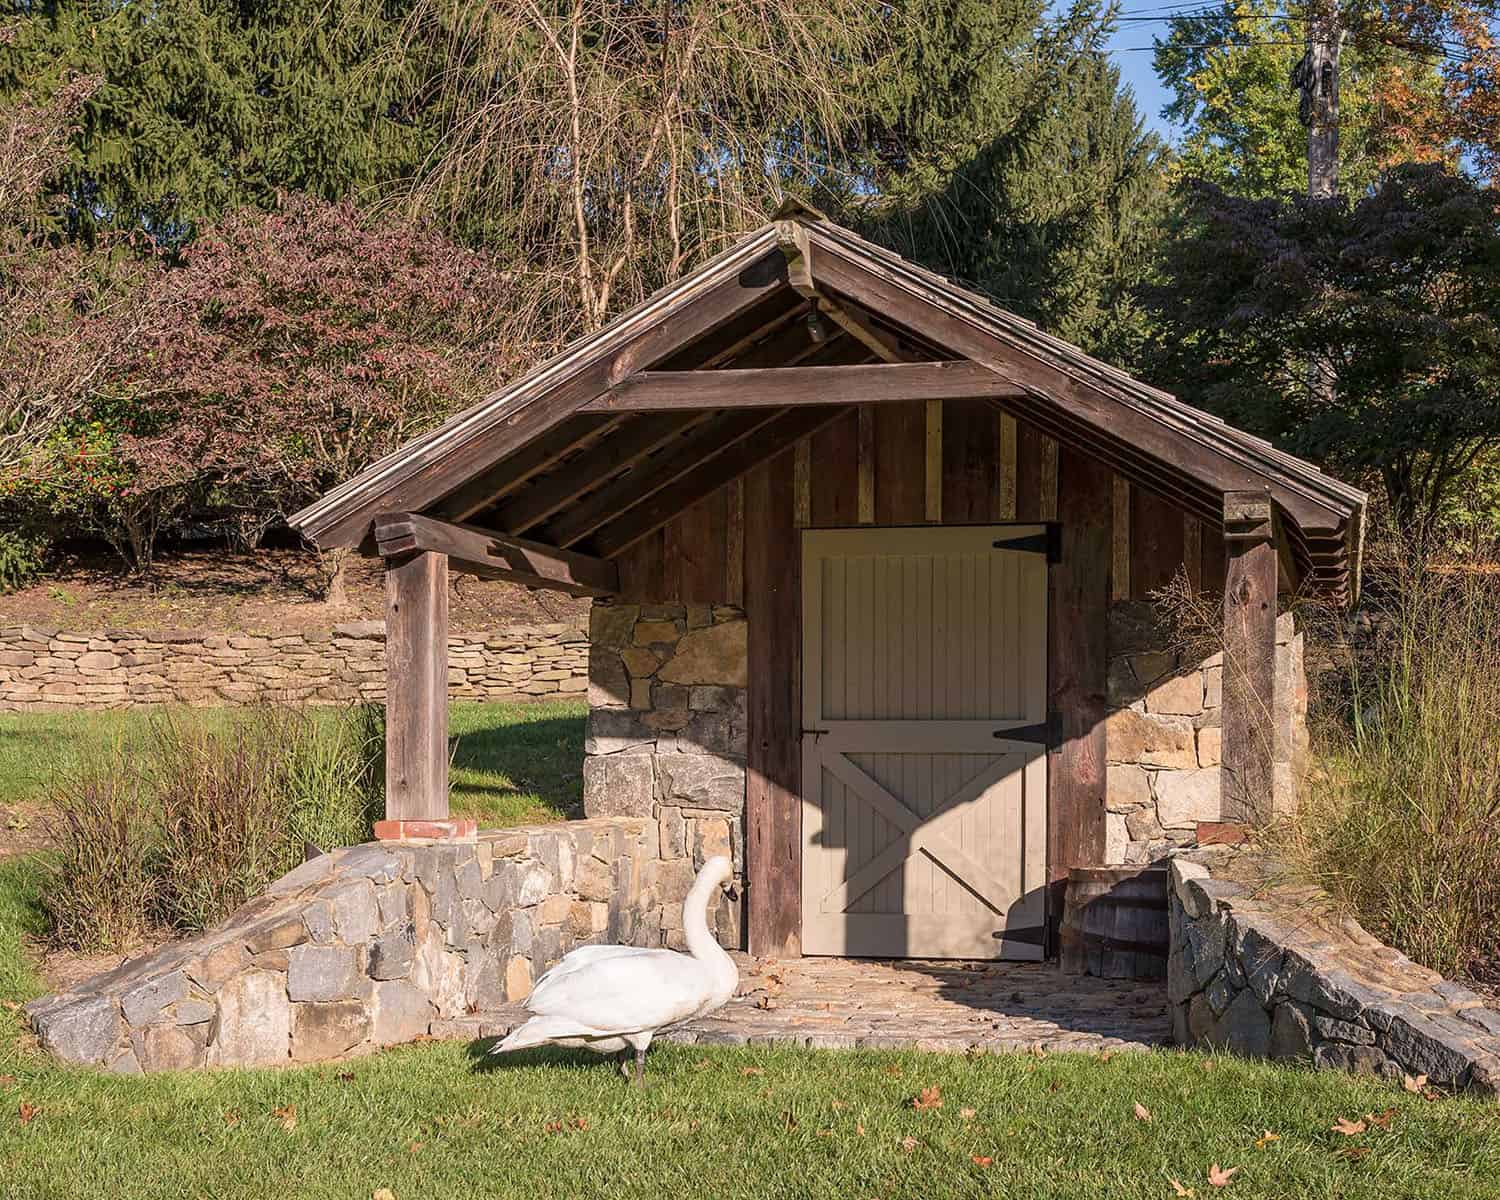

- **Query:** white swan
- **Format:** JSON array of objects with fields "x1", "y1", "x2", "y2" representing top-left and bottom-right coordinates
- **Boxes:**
[{"x1": 491, "y1": 854, "x2": 739, "y2": 1084}]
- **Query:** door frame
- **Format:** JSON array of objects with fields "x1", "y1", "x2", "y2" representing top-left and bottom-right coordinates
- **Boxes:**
[{"x1": 795, "y1": 522, "x2": 1057, "y2": 959}]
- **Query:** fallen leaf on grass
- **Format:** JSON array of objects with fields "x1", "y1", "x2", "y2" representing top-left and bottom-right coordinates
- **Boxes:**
[
  {"x1": 273, "y1": 1104, "x2": 297, "y2": 1131},
  {"x1": 741, "y1": 1066, "x2": 765, "y2": 1077},
  {"x1": 1367, "y1": 1108, "x2": 1396, "y2": 1130},
  {"x1": 570, "y1": 1116, "x2": 588, "y2": 1131},
  {"x1": 1337, "y1": 1145, "x2": 1372, "y2": 1161},
  {"x1": 899, "y1": 1136, "x2": 918, "y2": 1153},
  {"x1": 1207, "y1": 1163, "x2": 1238, "y2": 1188},
  {"x1": 408, "y1": 1141, "x2": 424, "y2": 1154},
  {"x1": 1199, "y1": 1058, "x2": 1215, "y2": 1071},
  {"x1": 337, "y1": 1072, "x2": 355, "y2": 1084},
  {"x1": 544, "y1": 1120, "x2": 563, "y2": 1134},
  {"x1": 959, "y1": 1107, "x2": 977, "y2": 1120},
  {"x1": 1168, "y1": 1177, "x2": 1194, "y2": 1197},
  {"x1": 18, "y1": 1100, "x2": 39, "y2": 1126},
  {"x1": 831, "y1": 1100, "x2": 849, "y2": 1111},
  {"x1": 373, "y1": 1190, "x2": 396, "y2": 1200},
  {"x1": 856, "y1": 1122, "x2": 866, "y2": 1136},
  {"x1": 1099, "y1": 1050, "x2": 1116, "y2": 1063},
  {"x1": 884, "y1": 1065, "x2": 903, "y2": 1078},
  {"x1": 1403, "y1": 1073, "x2": 1428, "y2": 1094},
  {"x1": 1331, "y1": 1117, "x2": 1366, "y2": 1136},
  {"x1": 1133, "y1": 1102, "x2": 1152, "y2": 1122},
  {"x1": 911, "y1": 1086, "x2": 943, "y2": 1111},
  {"x1": 816, "y1": 1128, "x2": 833, "y2": 1138},
  {"x1": 1048, "y1": 1079, "x2": 1063, "y2": 1094},
  {"x1": 971, "y1": 1155, "x2": 993, "y2": 1167},
  {"x1": 0, "y1": 1075, "x2": 15, "y2": 1088},
  {"x1": 223, "y1": 1111, "x2": 240, "y2": 1129},
  {"x1": 1253, "y1": 1131, "x2": 1279, "y2": 1150}
]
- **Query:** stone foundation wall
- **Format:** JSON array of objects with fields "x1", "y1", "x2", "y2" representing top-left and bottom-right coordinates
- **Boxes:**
[
  {"x1": 1104, "y1": 603, "x2": 1307, "y2": 864},
  {"x1": 24, "y1": 819, "x2": 718, "y2": 1072},
  {"x1": 0, "y1": 621, "x2": 586, "y2": 711},
  {"x1": 1167, "y1": 851, "x2": 1500, "y2": 1093},
  {"x1": 581, "y1": 601, "x2": 747, "y2": 948}
]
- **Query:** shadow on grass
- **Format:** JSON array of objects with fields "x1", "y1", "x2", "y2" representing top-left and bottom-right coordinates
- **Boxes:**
[
  {"x1": 449, "y1": 711, "x2": 585, "y2": 823},
  {"x1": 464, "y1": 1039, "x2": 623, "y2": 1077}
]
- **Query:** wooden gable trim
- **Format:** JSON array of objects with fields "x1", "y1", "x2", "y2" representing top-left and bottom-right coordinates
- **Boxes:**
[
  {"x1": 581, "y1": 361, "x2": 1026, "y2": 413},
  {"x1": 291, "y1": 233, "x2": 792, "y2": 549},
  {"x1": 373, "y1": 512, "x2": 619, "y2": 597}
]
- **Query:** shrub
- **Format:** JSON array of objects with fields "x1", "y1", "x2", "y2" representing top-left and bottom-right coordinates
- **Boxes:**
[
  {"x1": 0, "y1": 526, "x2": 47, "y2": 592},
  {"x1": 1284, "y1": 547, "x2": 1500, "y2": 980},
  {"x1": 41, "y1": 705, "x2": 383, "y2": 950}
]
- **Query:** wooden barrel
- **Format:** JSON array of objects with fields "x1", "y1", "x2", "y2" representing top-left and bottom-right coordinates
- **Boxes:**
[{"x1": 1059, "y1": 866, "x2": 1170, "y2": 980}]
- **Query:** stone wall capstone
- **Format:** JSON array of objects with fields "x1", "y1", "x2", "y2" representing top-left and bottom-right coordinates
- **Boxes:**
[
  {"x1": 0, "y1": 622, "x2": 586, "y2": 711},
  {"x1": 582, "y1": 601, "x2": 747, "y2": 950},
  {"x1": 1166, "y1": 850, "x2": 1500, "y2": 1093},
  {"x1": 25, "y1": 819, "x2": 706, "y2": 1072},
  {"x1": 1105, "y1": 603, "x2": 1307, "y2": 864}
]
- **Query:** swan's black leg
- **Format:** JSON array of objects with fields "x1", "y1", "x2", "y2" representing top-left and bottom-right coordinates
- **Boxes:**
[
  {"x1": 617, "y1": 1050, "x2": 633, "y2": 1079},
  {"x1": 632, "y1": 1047, "x2": 647, "y2": 1087}
]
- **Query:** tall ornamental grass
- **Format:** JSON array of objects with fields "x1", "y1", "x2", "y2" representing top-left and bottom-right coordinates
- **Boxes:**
[
  {"x1": 42, "y1": 705, "x2": 383, "y2": 951},
  {"x1": 1287, "y1": 552, "x2": 1500, "y2": 981}
]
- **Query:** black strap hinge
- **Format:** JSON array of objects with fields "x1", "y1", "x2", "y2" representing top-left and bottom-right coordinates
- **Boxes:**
[
  {"x1": 992, "y1": 524, "x2": 1060, "y2": 563},
  {"x1": 994, "y1": 714, "x2": 1060, "y2": 746}
]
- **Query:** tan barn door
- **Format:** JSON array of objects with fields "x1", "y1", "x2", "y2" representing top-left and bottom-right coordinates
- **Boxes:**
[{"x1": 800, "y1": 526, "x2": 1049, "y2": 961}]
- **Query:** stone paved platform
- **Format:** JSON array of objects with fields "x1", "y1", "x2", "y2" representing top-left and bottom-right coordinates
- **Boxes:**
[{"x1": 436, "y1": 954, "x2": 1172, "y2": 1054}]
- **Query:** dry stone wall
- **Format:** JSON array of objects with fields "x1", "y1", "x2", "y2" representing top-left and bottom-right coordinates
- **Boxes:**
[
  {"x1": 581, "y1": 601, "x2": 746, "y2": 949},
  {"x1": 24, "y1": 819, "x2": 713, "y2": 1073},
  {"x1": 1167, "y1": 850, "x2": 1500, "y2": 1093},
  {"x1": 0, "y1": 622, "x2": 586, "y2": 711},
  {"x1": 1104, "y1": 603, "x2": 1307, "y2": 864}
]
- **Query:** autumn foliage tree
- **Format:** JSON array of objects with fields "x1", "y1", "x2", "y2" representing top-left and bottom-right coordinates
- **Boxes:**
[{"x1": 121, "y1": 196, "x2": 523, "y2": 590}]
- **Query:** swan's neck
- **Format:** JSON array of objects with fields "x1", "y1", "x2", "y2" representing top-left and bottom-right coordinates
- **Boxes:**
[{"x1": 682, "y1": 873, "x2": 736, "y2": 991}]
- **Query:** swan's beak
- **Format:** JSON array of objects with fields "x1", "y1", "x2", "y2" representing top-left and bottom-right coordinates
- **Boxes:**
[{"x1": 721, "y1": 882, "x2": 739, "y2": 903}]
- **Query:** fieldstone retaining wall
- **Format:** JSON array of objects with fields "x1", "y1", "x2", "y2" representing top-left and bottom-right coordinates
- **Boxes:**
[
  {"x1": 0, "y1": 621, "x2": 586, "y2": 711},
  {"x1": 581, "y1": 600, "x2": 747, "y2": 947},
  {"x1": 23, "y1": 819, "x2": 721, "y2": 1073},
  {"x1": 1105, "y1": 603, "x2": 1307, "y2": 864},
  {"x1": 1167, "y1": 850, "x2": 1500, "y2": 1093}
]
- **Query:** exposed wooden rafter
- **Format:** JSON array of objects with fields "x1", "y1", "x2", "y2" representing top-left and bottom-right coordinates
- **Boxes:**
[
  {"x1": 373, "y1": 512, "x2": 619, "y2": 597},
  {"x1": 488, "y1": 412, "x2": 711, "y2": 535},
  {"x1": 543, "y1": 409, "x2": 786, "y2": 549},
  {"x1": 586, "y1": 406, "x2": 851, "y2": 558},
  {"x1": 433, "y1": 413, "x2": 619, "y2": 522},
  {"x1": 583, "y1": 361, "x2": 1026, "y2": 413}
]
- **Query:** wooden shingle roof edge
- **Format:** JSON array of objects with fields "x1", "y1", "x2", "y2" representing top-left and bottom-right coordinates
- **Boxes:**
[{"x1": 289, "y1": 208, "x2": 1367, "y2": 598}]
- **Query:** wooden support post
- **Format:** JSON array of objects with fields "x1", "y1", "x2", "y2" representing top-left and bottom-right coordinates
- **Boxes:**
[
  {"x1": 745, "y1": 451, "x2": 801, "y2": 958},
  {"x1": 1221, "y1": 491, "x2": 1278, "y2": 827},
  {"x1": 1048, "y1": 449, "x2": 1112, "y2": 949},
  {"x1": 380, "y1": 549, "x2": 453, "y2": 833}
]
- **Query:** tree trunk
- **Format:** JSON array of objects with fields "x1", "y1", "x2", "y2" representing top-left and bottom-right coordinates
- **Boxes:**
[
  {"x1": 322, "y1": 546, "x2": 351, "y2": 608},
  {"x1": 1306, "y1": 0, "x2": 1342, "y2": 199}
]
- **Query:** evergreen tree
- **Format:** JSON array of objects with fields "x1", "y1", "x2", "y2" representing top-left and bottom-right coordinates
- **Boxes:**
[
  {"x1": 0, "y1": 0, "x2": 431, "y2": 246},
  {"x1": 839, "y1": 1, "x2": 1168, "y2": 358}
]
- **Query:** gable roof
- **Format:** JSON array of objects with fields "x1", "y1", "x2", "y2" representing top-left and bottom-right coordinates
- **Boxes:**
[{"x1": 290, "y1": 207, "x2": 1366, "y2": 600}]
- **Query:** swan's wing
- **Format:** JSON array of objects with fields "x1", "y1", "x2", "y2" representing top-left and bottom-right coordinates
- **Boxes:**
[
  {"x1": 524, "y1": 950, "x2": 711, "y2": 1035},
  {"x1": 527, "y1": 945, "x2": 653, "y2": 1003}
]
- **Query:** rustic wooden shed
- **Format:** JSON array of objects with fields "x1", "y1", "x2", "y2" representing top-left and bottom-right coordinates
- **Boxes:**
[{"x1": 291, "y1": 204, "x2": 1365, "y2": 962}]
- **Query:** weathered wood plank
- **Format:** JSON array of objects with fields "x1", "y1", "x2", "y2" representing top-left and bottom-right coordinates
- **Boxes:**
[
  {"x1": 615, "y1": 531, "x2": 666, "y2": 600},
  {"x1": 941, "y1": 398, "x2": 1001, "y2": 522},
  {"x1": 874, "y1": 402, "x2": 926, "y2": 524},
  {"x1": 1130, "y1": 486, "x2": 1186, "y2": 599},
  {"x1": 998, "y1": 412, "x2": 1018, "y2": 519},
  {"x1": 373, "y1": 512, "x2": 619, "y2": 597},
  {"x1": 1015, "y1": 420, "x2": 1047, "y2": 522},
  {"x1": 857, "y1": 408, "x2": 876, "y2": 523},
  {"x1": 1221, "y1": 492, "x2": 1278, "y2": 825},
  {"x1": 584, "y1": 361, "x2": 1026, "y2": 413},
  {"x1": 1112, "y1": 476, "x2": 1131, "y2": 604},
  {"x1": 726, "y1": 479, "x2": 745, "y2": 607},
  {"x1": 745, "y1": 449, "x2": 802, "y2": 958},
  {"x1": 1048, "y1": 447, "x2": 1112, "y2": 944},
  {"x1": 924, "y1": 400, "x2": 943, "y2": 521},
  {"x1": 384, "y1": 550, "x2": 449, "y2": 821},
  {"x1": 811, "y1": 409, "x2": 859, "y2": 526},
  {"x1": 671, "y1": 492, "x2": 727, "y2": 605}
]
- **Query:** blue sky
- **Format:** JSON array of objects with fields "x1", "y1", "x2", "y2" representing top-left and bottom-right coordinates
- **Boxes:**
[{"x1": 1089, "y1": 2, "x2": 1193, "y2": 142}]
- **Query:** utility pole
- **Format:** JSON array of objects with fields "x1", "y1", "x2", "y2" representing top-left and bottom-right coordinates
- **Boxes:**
[{"x1": 1291, "y1": 0, "x2": 1343, "y2": 198}]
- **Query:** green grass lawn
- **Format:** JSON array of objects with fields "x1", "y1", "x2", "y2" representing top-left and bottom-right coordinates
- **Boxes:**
[
  {"x1": 0, "y1": 700, "x2": 586, "y2": 828},
  {"x1": 0, "y1": 856, "x2": 1496, "y2": 1199}
]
